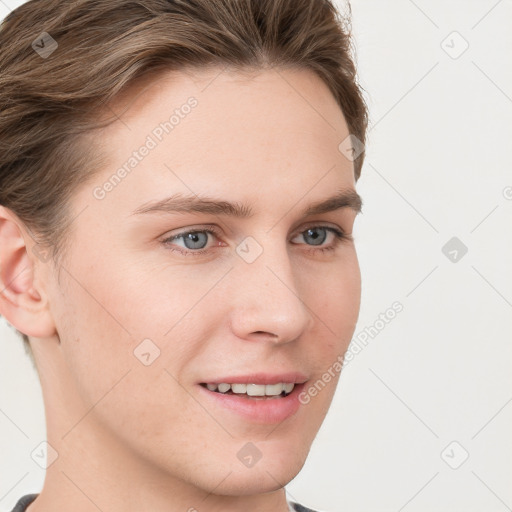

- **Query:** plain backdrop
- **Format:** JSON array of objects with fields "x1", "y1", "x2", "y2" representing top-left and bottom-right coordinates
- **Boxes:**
[{"x1": 1, "y1": 1, "x2": 511, "y2": 511}]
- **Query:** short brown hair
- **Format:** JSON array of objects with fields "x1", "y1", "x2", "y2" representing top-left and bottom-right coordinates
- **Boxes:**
[{"x1": 0, "y1": 0, "x2": 368, "y2": 359}]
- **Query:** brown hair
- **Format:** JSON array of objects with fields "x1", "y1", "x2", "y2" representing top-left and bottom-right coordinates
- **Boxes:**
[{"x1": 0, "y1": 0, "x2": 368, "y2": 361}]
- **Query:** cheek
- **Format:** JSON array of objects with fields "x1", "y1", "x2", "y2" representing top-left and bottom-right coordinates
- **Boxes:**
[
  {"x1": 52, "y1": 254, "x2": 214, "y2": 408},
  {"x1": 52, "y1": 270, "x2": 204, "y2": 448},
  {"x1": 313, "y1": 252, "x2": 361, "y2": 341},
  {"x1": 302, "y1": 254, "x2": 360, "y2": 404},
  {"x1": 51, "y1": 261, "x2": 150, "y2": 401}
]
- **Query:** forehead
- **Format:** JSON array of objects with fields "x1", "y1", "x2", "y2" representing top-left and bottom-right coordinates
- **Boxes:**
[
  {"x1": 80, "y1": 66, "x2": 355, "y2": 219},
  {"x1": 102, "y1": 65, "x2": 350, "y2": 154}
]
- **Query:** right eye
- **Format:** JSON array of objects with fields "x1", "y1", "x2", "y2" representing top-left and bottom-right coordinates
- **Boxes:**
[{"x1": 161, "y1": 226, "x2": 224, "y2": 256}]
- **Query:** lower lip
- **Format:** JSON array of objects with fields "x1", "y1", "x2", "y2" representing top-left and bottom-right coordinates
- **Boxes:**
[{"x1": 197, "y1": 383, "x2": 306, "y2": 424}]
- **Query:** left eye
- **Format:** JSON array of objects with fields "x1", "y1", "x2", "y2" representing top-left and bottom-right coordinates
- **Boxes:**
[{"x1": 161, "y1": 225, "x2": 349, "y2": 256}]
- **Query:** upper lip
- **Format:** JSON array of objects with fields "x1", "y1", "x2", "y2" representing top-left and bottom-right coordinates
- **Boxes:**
[{"x1": 200, "y1": 372, "x2": 308, "y2": 385}]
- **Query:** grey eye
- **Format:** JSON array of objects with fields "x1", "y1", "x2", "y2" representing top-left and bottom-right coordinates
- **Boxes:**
[
  {"x1": 301, "y1": 227, "x2": 328, "y2": 246},
  {"x1": 179, "y1": 231, "x2": 209, "y2": 250}
]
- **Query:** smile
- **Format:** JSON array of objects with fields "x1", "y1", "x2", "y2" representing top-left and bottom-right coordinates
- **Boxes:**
[
  {"x1": 200, "y1": 382, "x2": 295, "y2": 398},
  {"x1": 196, "y1": 372, "x2": 308, "y2": 423}
]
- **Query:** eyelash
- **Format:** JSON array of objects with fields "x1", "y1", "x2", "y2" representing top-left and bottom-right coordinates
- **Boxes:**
[{"x1": 161, "y1": 225, "x2": 352, "y2": 257}]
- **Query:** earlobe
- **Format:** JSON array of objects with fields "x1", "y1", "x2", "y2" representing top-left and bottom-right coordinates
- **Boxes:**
[{"x1": 0, "y1": 206, "x2": 56, "y2": 338}]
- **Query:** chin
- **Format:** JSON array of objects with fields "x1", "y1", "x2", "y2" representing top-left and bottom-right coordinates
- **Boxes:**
[
  {"x1": 214, "y1": 461, "x2": 305, "y2": 496},
  {"x1": 208, "y1": 441, "x2": 310, "y2": 496}
]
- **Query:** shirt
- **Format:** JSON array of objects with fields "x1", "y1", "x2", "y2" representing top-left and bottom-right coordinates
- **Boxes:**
[{"x1": 10, "y1": 494, "x2": 320, "y2": 512}]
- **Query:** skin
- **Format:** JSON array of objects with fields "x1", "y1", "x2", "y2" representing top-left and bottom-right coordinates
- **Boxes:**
[{"x1": 0, "y1": 66, "x2": 362, "y2": 512}]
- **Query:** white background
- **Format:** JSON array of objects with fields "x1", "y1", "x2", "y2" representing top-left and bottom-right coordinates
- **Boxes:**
[{"x1": 1, "y1": 1, "x2": 511, "y2": 511}]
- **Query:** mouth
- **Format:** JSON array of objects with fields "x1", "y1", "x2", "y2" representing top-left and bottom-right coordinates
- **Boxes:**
[
  {"x1": 197, "y1": 375, "x2": 308, "y2": 424},
  {"x1": 200, "y1": 382, "x2": 296, "y2": 399}
]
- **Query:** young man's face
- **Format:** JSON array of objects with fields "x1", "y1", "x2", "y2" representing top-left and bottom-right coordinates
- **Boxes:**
[{"x1": 32, "y1": 66, "x2": 361, "y2": 499}]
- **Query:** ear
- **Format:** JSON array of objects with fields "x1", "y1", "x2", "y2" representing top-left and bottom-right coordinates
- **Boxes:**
[{"x1": 0, "y1": 205, "x2": 56, "y2": 338}]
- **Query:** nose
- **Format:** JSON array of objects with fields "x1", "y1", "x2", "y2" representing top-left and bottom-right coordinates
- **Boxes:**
[{"x1": 227, "y1": 235, "x2": 315, "y2": 345}]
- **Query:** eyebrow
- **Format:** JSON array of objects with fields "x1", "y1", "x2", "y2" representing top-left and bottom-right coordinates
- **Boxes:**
[{"x1": 130, "y1": 188, "x2": 362, "y2": 218}]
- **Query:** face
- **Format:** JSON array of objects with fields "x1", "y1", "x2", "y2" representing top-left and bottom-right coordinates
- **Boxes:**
[{"x1": 39, "y1": 66, "x2": 361, "y2": 496}]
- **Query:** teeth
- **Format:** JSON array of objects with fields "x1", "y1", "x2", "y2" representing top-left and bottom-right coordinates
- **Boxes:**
[
  {"x1": 265, "y1": 383, "x2": 284, "y2": 396},
  {"x1": 283, "y1": 383, "x2": 294, "y2": 394},
  {"x1": 247, "y1": 384, "x2": 266, "y2": 396},
  {"x1": 217, "y1": 383, "x2": 231, "y2": 393},
  {"x1": 204, "y1": 382, "x2": 295, "y2": 396},
  {"x1": 231, "y1": 383, "x2": 247, "y2": 394}
]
